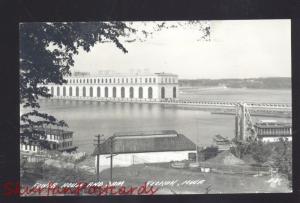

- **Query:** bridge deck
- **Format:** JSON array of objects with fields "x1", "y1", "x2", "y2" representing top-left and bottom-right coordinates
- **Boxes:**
[{"x1": 47, "y1": 96, "x2": 291, "y2": 112}]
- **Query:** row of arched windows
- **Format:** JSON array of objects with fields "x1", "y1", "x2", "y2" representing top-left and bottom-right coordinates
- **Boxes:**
[
  {"x1": 51, "y1": 86, "x2": 177, "y2": 99},
  {"x1": 66, "y1": 77, "x2": 177, "y2": 85}
]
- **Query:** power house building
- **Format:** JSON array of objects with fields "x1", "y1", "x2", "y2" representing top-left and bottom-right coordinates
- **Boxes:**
[{"x1": 46, "y1": 72, "x2": 179, "y2": 101}]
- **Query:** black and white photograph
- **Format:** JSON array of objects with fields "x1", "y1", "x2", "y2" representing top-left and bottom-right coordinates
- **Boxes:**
[{"x1": 19, "y1": 20, "x2": 292, "y2": 195}]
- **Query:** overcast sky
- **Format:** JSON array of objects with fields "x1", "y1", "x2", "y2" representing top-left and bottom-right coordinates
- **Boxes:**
[{"x1": 72, "y1": 20, "x2": 291, "y2": 79}]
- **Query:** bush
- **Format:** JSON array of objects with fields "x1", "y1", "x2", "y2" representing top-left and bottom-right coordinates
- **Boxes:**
[
  {"x1": 231, "y1": 138, "x2": 292, "y2": 188},
  {"x1": 200, "y1": 145, "x2": 219, "y2": 161}
]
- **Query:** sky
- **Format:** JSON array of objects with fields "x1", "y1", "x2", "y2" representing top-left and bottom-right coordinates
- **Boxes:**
[{"x1": 72, "y1": 20, "x2": 291, "y2": 79}]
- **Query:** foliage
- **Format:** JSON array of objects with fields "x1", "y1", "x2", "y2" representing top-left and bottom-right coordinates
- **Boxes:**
[
  {"x1": 20, "y1": 22, "x2": 136, "y2": 129},
  {"x1": 230, "y1": 137, "x2": 255, "y2": 159},
  {"x1": 200, "y1": 145, "x2": 219, "y2": 160},
  {"x1": 231, "y1": 137, "x2": 292, "y2": 187},
  {"x1": 268, "y1": 139, "x2": 292, "y2": 186}
]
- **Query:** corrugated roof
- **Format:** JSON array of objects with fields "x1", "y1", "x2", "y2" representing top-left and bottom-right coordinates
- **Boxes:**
[
  {"x1": 92, "y1": 131, "x2": 196, "y2": 155},
  {"x1": 113, "y1": 130, "x2": 178, "y2": 137}
]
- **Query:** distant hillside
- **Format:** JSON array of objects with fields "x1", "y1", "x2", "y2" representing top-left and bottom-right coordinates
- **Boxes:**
[{"x1": 179, "y1": 77, "x2": 291, "y2": 89}]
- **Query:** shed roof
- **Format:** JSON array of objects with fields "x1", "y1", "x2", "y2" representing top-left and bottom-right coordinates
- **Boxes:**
[{"x1": 92, "y1": 130, "x2": 196, "y2": 155}]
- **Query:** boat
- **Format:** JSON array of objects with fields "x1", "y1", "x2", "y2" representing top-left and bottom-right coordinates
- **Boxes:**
[
  {"x1": 213, "y1": 134, "x2": 231, "y2": 151},
  {"x1": 171, "y1": 162, "x2": 186, "y2": 169}
]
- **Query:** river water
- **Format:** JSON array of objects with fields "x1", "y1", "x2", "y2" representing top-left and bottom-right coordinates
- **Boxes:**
[{"x1": 36, "y1": 87, "x2": 292, "y2": 154}]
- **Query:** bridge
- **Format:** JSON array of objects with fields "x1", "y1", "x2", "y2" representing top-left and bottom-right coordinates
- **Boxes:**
[{"x1": 47, "y1": 96, "x2": 291, "y2": 116}]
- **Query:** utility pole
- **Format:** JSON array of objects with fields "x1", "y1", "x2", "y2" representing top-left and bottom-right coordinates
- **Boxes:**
[
  {"x1": 110, "y1": 137, "x2": 114, "y2": 184},
  {"x1": 94, "y1": 134, "x2": 104, "y2": 181},
  {"x1": 196, "y1": 119, "x2": 199, "y2": 163}
]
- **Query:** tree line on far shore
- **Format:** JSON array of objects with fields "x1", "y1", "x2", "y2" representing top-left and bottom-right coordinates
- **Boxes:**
[{"x1": 179, "y1": 77, "x2": 291, "y2": 89}]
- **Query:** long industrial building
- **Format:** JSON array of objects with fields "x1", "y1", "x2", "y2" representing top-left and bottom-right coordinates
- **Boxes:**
[
  {"x1": 45, "y1": 72, "x2": 179, "y2": 101},
  {"x1": 92, "y1": 130, "x2": 196, "y2": 170}
]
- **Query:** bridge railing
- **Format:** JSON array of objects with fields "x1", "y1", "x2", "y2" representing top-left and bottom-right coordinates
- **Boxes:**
[{"x1": 49, "y1": 96, "x2": 291, "y2": 109}]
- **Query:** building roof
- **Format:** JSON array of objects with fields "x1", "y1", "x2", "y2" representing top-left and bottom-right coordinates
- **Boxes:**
[
  {"x1": 112, "y1": 130, "x2": 178, "y2": 138},
  {"x1": 21, "y1": 126, "x2": 73, "y2": 136},
  {"x1": 254, "y1": 122, "x2": 292, "y2": 129},
  {"x1": 92, "y1": 130, "x2": 196, "y2": 155},
  {"x1": 65, "y1": 72, "x2": 178, "y2": 78}
]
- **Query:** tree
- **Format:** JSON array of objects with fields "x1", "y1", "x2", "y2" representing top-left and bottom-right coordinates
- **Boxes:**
[
  {"x1": 268, "y1": 138, "x2": 292, "y2": 187},
  {"x1": 20, "y1": 22, "x2": 135, "y2": 129},
  {"x1": 20, "y1": 21, "x2": 210, "y2": 132}
]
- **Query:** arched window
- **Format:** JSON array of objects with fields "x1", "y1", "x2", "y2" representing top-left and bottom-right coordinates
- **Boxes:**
[
  {"x1": 131, "y1": 78, "x2": 133, "y2": 83},
  {"x1": 90, "y1": 79, "x2": 92, "y2": 83},
  {"x1": 105, "y1": 87, "x2": 108, "y2": 97},
  {"x1": 94, "y1": 79, "x2": 96, "y2": 83},
  {"x1": 87, "y1": 79, "x2": 89, "y2": 84},
  {"x1": 149, "y1": 78, "x2": 152, "y2": 83},
  {"x1": 90, "y1": 87, "x2": 93, "y2": 97},
  {"x1": 82, "y1": 87, "x2": 86, "y2": 97},
  {"x1": 97, "y1": 79, "x2": 100, "y2": 83},
  {"x1": 83, "y1": 79, "x2": 85, "y2": 83},
  {"x1": 122, "y1": 78, "x2": 124, "y2": 83},
  {"x1": 105, "y1": 79, "x2": 108, "y2": 83},
  {"x1": 57, "y1": 87, "x2": 60, "y2": 96},
  {"x1": 173, "y1": 87, "x2": 176, "y2": 98},
  {"x1": 145, "y1": 78, "x2": 148, "y2": 83},
  {"x1": 153, "y1": 78, "x2": 156, "y2": 83},
  {"x1": 126, "y1": 78, "x2": 128, "y2": 83},
  {"x1": 121, "y1": 87, "x2": 125, "y2": 98},
  {"x1": 139, "y1": 87, "x2": 143, "y2": 99},
  {"x1": 76, "y1": 87, "x2": 79, "y2": 96},
  {"x1": 69, "y1": 87, "x2": 72, "y2": 96},
  {"x1": 109, "y1": 79, "x2": 112, "y2": 83},
  {"x1": 118, "y1": 78, "x2": 120, "y2": 83},
  {"x1": 63, "y1": 86, "x2": 66, "y2": 96},
  {"x1": 97, "y1": 87, "x2": 101, "y2": 97},
  {"x1": 135, "y1": 78, "x2": 137, "y2": 83},
  {"x1": 148, "y1": 87, "x2": 153, "y2": 99},
  {"x1": 51, "y1": 87, "x2": 54, "y2": 95},
  {"x1": 102, "y1": 79, "x2": 104, "y2": 83},
  {"x1": 161, "y1": 87, "x2": 165, "y2": 99},
  {"x1": 130, "y1": 87, "x2": 134, "y2": 98},
  {"x1": 113, "y1": 87, "x2": 117, "y2": 98},
  {"x1": 113, "y1": 78, "x2": 116, "y2": 83}
]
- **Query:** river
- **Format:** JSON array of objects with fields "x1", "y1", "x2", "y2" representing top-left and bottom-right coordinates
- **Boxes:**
[{"x1": 36, "y1": 87, "x2": 292, "y2": 154}]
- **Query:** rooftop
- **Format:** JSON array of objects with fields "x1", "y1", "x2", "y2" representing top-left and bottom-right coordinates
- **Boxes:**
[
  {"x1": 66, "y1": 72, "x2": 178, "y2": 78},
  {"x1": 92, "y1": 130, "x2": 196, "y2": 155},
  {"x1": 21, "y1": 126, "x2": 73, "y2": 136},
  {"x1": 254, "y1": 122, "x2": 292, "y2": 128}
]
